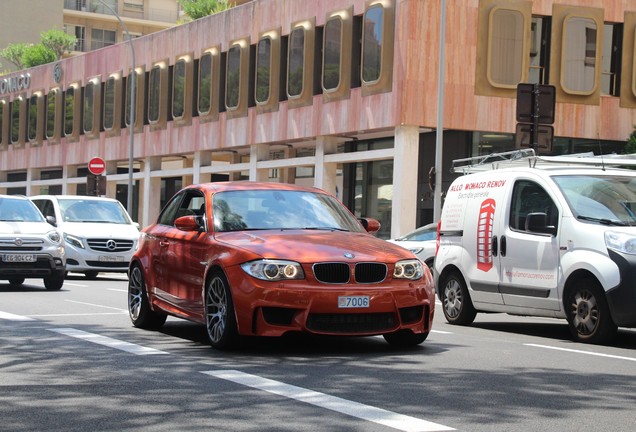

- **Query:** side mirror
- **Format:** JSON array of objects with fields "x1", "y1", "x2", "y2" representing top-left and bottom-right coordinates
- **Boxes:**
[
  {"x1": 46, "y1": 215, "x2": 57, "y2": 227},
  {"x1": 525, "y1": 212, "x2": 556, "y2": 236},
  {"x1": 175, "y1": 215, "x2": 204, "y2": 232},
  {"x1": 358, "y1": 217, "x2": 381, "y2": 234}
]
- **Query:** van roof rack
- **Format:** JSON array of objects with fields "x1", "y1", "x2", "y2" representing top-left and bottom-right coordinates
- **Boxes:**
[{"x1": 451, "y1": 149, "x2": 636, "y2": 174}]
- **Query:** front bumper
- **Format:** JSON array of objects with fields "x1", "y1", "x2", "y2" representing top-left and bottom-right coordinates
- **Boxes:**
[
  {"x1": 0, "y1": 254, "x2": 65, "y2": 278},
  {"x1": 64, "y1": 245, "x2": 132, "y2": 273},
  {"x1": 606, "y1": 249, "x2": 636, "y2": 327},
  {"x1": 226, "y1": 267, "x2": 436, "y2": 337}
]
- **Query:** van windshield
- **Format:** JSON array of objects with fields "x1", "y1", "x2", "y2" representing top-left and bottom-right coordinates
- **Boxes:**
[
  {"x1": 553, "y1": 175, "x2": 636, "y2": 226},
  {"x1": 59, "y1": 199, "x2": 131, "y2": 224}
]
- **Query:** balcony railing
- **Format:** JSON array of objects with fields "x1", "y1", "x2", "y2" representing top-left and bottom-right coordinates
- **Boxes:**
[{"x1": 64, "y1": 0, "x2": 178, "y2": 24}]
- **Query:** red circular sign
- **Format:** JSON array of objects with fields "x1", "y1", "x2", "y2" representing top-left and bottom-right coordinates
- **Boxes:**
[{"x1": 88, "y1": 157, "x2": 106, "y2": 175}]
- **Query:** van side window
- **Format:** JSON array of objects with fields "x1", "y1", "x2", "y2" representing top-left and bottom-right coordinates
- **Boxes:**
[{"x1": 509, "y1": 180, "x2": 558, "y2": 232}]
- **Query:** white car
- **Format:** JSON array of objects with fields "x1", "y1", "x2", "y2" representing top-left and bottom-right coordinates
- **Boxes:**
[
  {"x1": 0, "y1": 195, "x2": 66, "y2": 290},
  {"x1": 30, "y1": 195, "x2": 139, "y2": 279},
  {"x1": 388, "y1": 222, "x2": 437, "y2": 270}
]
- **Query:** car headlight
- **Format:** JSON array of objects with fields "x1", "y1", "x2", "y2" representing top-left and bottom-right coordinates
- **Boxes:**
[
  {"x1": 241, "y1": 259, "x2": 305, "y2": 281},
  {"x1": 47, "y1": 231, "x2": 61, "y2": 243},
  {"x1": 393, "y1": 259, "x2": 424, "y2": 280},
  {"x1": 64, "y1": 233, "x2": 85, "y2": 249},
  {"x1": 605, "y1": 231, "x2": 636, "y2": 255}
]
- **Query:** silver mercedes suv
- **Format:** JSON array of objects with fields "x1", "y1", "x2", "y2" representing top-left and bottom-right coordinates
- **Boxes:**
[{"x1": 0, "y1": 195, "x2": 66, "y2": 290}]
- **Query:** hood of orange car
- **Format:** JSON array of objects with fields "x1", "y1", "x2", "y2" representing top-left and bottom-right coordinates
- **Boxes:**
[{"x1": 215, "y1": 229, "x2": 412, "y2": 263}]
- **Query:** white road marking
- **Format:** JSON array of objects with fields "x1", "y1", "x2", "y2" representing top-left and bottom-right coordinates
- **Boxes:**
[
  {"x1": 109, "y1": 288, "x2": 128, "y2": 292},
  {"x1": 431, "y1": 330, "x2": 453, "y2": 334},
  {"x1": 525, "y1": 343, "x2": 636, "y2": 362},
  {"x1": 49, "y1": 328, "x2": 168, "y2": 355},
  {"x1": 64, "y1": 299, "x2": 127, "y2": 313},
  {"x1": 28, "y1": 312, "x2": 127, "y2": 317},
  {"x1": 203, "y1": 370, "x2": 455, "y2": 432},
  {"x1": 63, "y1": 283, "x2": 88, "y2": 287},
  {"x1": 0, "y1": 311, "x2": 35, "y2": 321}
]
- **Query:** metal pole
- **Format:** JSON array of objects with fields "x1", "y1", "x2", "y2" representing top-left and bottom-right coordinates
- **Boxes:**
[
  {"x1": 95, "y1": 0, "x2": 135, "y2": 216},
  {"x1": 433, "y1": 0, "x2": 446, "y2": 222}
]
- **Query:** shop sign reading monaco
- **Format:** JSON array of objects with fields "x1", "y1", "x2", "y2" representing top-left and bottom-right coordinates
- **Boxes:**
[{"x1": 0, "y1": 73, "x2": 31, "y2": 95}]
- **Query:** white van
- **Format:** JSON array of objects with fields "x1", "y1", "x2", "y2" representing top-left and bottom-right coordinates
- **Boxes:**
[
  {"x1": 30, "y1": 195, "x2": 139, "y2": 279},
  {"x1": 434, "y1": 150, "x2": 636, "y2": 344}
]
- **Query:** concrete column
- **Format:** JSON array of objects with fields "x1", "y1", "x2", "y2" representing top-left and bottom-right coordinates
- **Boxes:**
[
  {"x1": 280, "y1": 146, "x2": 297, "y2": 184},
  {"x1": 314, "y1": 136, "x2": 338, "y2": 195},
  {"x1": 229, "y1": 152, "x2": 242, "y2": 181},
  {"x1": 250, "y1": 144, "x2": 269, "y2": 182},
  {"x1": 193, "y1": 151, "x2": 211, "y2": 184},
  {"x1": 141, "y1": 156, "x2": 161, "y2": 228},
  {"x1": 391, "y1": 125, "x2": 420, "y2": 239}
]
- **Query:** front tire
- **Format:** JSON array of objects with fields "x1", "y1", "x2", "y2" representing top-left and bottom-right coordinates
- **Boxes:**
[
  {"x1": 84, "y1": 271, "x2": 99, "y2": 280},
  {"x1": 8, "y1": 277, "x2": 25, "y2": 286},
  {"x1": 439, "y1": 271, "x2": 477, "y2": 325},
  {"x1": 383, "y1": 330, "x2": 428, "y2": 346},
  {"x1": 128, "y1": 264, "x2": 167, "y2": 329},
  {"x1": 44, "y1": 271, "x2": 65, "y2": 290},
  {"x1": 565, "y1": 278, "x2": 616, "y2": 344},
  {"x1": 205, "y1": 271, "x2": 238, "y2": 350}
]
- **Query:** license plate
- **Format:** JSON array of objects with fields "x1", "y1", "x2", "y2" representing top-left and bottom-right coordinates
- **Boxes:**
[
  {"x1": 2, "y1": 254, "x2": 36, "y2": 263},
  {"x1": 99, "y1": 255, "x2": 125, "y2": 262},
  {"x1": 338, "y1": 295, "x2": 370, "y2": 308}
]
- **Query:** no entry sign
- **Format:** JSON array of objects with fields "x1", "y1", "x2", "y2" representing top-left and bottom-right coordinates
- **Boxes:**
[{"x1": 88, "y1": 157, "x2": 106, "y2": 175}]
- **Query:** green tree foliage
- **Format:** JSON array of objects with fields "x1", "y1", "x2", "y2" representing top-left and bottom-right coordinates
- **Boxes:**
[
  {"x1": 626, "y1": 127, "x2": 636, "y2": 154},
  {"x1": 178, "y1": 0, "x2": 232, "y2": 22},
  {"x1": 40, "y1": 29, "x2": 76, "y2": 60},
  {"x1": 0, "y1": 29, "x2": 75, "y2": 72},
  {"x1": 22, "y1": 44, "x2": 56, "y2": 68},
  {"x1": 0, "y1": 43, "x2": 29, "y2": 70}
]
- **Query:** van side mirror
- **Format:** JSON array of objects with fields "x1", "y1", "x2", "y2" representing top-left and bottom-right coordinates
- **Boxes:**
[{"x1": 525, "y1": 212, "x2": 556, "y2": 236}]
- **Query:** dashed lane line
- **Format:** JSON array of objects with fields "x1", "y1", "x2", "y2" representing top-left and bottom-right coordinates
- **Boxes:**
[
  {"x1": 525, "y1": 343, "x2": 636, "y2": 362},
  {"x1": 0, "y1": 311, "x2": 36, "y2": 321},
  {"x1": 49, "y1": 328, "x2": 168, "y2": 355},
  {"x1": 203, "y1": 370, "x2": 455, "y2": 432}
]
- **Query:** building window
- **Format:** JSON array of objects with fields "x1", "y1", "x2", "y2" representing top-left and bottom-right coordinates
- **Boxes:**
[
  {"x1": 287, "y1": 27, "x2": 305, "y2": 97},
  {"x1": 226, "y1": 44, "x2": 241, "y2": 109},
  {"x1": 148, "y1": 65, "x2": 162, "y2": 122},
  {"x1": 27, "y1": 94, "x2": 38, "y2": 141},
  {"x1": 91, "y1": 28, "x2": 116, "y2": 50},
  {"x1": 601, "y1": 23, "x2": 622, "y2": 96},
  {"x1": 125, "y1": 67, "x2": 144, "y2": 129},
  {"x1": 487, "y1": 8, "x2": 524, "y2": 87},
  {"x1": 562, "y1": 16, "x2": 597, "y2": 95},
  {"x1": 198, "y1": 51, "x2": 213, "y2": 115},
  {"x1": 255, "y1": 37, "x2": 272, "y2": 104},
  {"x1": 46, "y1": 89, "x2": 59, "y2": 139},
  {"x1": 172, "y1": 58, "x2": 187, "y2": 118},
  {"x1": 64, "y1": 87, "x2": 75, "y2": 136},
  {"x1": 0, "y1": 100, "x2": 5, "y2": 147},
  {"x1": 103, "y1": 76, "x2": 117, "y2": 130},
  {"x1": 83, "y1": 81, "x2": 95, "y2": 134},
  {"x1": 11, "y1": 97, "x2": 22, "y2": 144},
  {"x1": 65, "y1": 25, "x2": 86, "y2": 51},
  {"x1": 92, "y1": 0, "x2": 117, "y2": 16},
  {"x1": 362, "y1": 5, "x2": 383, "y2": 83},
  {"x1": 529, "y1": 16, "x2": 551, "y2": 84},
  {"x1": 323, "y1": 17, "x2": 342, "y2": 91}
]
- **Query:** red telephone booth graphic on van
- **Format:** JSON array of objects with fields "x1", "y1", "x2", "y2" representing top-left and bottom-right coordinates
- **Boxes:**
[{"x1": 477, "y1": 198, "x2": 496, "y2": 272}]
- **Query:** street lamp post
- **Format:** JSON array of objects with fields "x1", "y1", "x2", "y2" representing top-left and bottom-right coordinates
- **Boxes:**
[{"x1": 94, "y1": 0, "x2": 136, "y2": 217}]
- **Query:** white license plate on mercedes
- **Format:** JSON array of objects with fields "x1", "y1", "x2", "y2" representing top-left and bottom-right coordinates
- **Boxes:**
[
  {"x1": 99, "y1": 255, "x2": 124, "y2": 262},
  {"x1": 338, "y1": 296, "x2": 370, "y2": 308}
]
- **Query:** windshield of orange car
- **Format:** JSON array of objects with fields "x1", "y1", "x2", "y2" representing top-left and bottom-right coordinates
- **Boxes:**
[{"x1": 212, "y1": 190, "x2": 366, "y2": 233}]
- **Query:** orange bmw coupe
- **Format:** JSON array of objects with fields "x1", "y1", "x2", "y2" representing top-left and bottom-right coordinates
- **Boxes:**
[{"x1": 128, "y1": 182, "x2": 435, "y2": 349}]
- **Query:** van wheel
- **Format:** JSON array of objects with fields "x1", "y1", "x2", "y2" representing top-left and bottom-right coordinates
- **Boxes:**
[
  {"x1": 85, "y1": 271, "x2": 99, "y2": 279},
  {"x1": 440, "y1": 271, "x2": 476, "y2": 325},
  {"x1": 565, "y1": 278, "x2": 616, "y2": 344}
]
